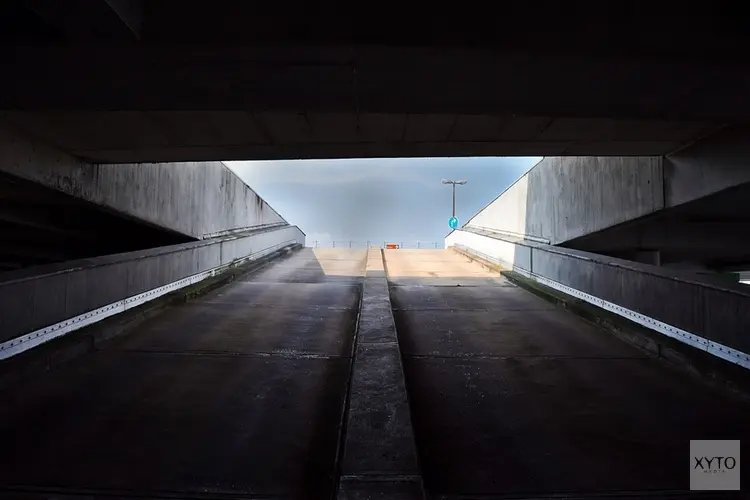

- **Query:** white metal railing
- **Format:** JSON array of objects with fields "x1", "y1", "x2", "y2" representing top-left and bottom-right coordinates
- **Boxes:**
[
  {"x1": 0, "y1": 239, "x2": 300, "y2": 361},
  {"x1": 451, "y1": 234, "x2": 750, "y2": 370},
  {"x1": 307, "y1": 240, "x2": 443, "y2": 249},
  {"x1": 453, "y1": 243, "x2": 505, "y2": 267}
]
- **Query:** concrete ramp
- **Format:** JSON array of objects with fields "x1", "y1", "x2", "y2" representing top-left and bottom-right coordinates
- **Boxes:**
[
  {"x1": 383, "y1": 248, "x2": 750, "y2": 498},
  {"x1": 0, "y1": 126, "x2": 305, "y2": 360},
  {"x1": 1, "y1": 248, "x2": 749, "y2": 499},
  {"x1": 384, "y1": 248, "x2": 503, "y2": 286}
]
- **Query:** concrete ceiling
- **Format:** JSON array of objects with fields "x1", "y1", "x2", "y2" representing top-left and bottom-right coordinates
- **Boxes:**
[
  {"x1": 1, "y1": 111, "x2": 721, "y2": 162},
  {"x1": 565, "y1": 182, "x2": 750, "y2": 270},
  {"x1": 0, "y1": 1, "x2": 748, "y2": 162}
]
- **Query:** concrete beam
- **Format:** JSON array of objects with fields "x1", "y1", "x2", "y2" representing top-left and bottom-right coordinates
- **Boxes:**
[
  {"x1": 576, "y1": 220, "x2": 750, "y2": 253},
  {"x1": 23, "y1": 0, "x2": 141, "y2": 40},
  {"x1": 0, "y1": 45, "x2": 746, "y2": 122},
  {"x1": 0, "y1": 124, "x2": 286, "y2": 239},
  {"x1": 665, "y1": 125, "x2": 750, "y2": 207}
]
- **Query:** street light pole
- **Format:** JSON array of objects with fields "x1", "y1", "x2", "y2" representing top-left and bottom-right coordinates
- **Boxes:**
[{"x1": 442, "y1": 179, "x2": 467, "y2": 218}]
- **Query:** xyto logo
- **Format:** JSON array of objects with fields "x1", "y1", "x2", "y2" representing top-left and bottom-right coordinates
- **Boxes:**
[
  {"x1": 690, "y1": 440, "x2": 740, "y2": 491},
  {"x1": 694, "y1": 456, "x2": 737, "y2": 474}
]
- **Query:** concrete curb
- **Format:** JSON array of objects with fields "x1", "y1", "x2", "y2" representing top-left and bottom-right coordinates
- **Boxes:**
[
  {"x1": 336, "y1": 248, "x2": 425, "y2": 500},
  {"x1": 0, "y1": 244, "x2": 303, "y2": 393},
  {"x1": 453, "y1": 247, "x2": 750, "y2": 402}
]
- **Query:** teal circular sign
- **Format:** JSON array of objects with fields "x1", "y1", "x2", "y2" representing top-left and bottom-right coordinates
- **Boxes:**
[{"x1": 448, "y1": 216, "x2": 459, "y2": 229}]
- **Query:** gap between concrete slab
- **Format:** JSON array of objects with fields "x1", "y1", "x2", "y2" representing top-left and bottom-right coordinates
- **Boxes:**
[{"x1": 335, "y1": 249, "x2": 425, "y2": 500}]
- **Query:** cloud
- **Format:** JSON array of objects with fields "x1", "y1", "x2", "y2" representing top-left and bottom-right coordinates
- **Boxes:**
[
  {"x1": 304, "y1": 232, "x2": 334, "y2": 246},
  {"x1": 225, "y1": 156, "x2": 541, "y2": 244},
  {"x1": 226, "y1": 158, "x2": 471, "y2": 189}
]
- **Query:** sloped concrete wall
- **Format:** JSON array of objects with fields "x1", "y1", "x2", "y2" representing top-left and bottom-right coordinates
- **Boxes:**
[
  {"x1": 465, "y1": 156, "x2": 664, "y2": 245},
  {"x1": 0, "y1": 124, "x2": 286, "y2": 239}
]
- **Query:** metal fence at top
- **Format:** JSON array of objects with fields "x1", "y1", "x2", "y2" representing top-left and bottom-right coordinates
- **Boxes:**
[{"x1": 306, "y1": 240, "x2": 444, "y2": 249}]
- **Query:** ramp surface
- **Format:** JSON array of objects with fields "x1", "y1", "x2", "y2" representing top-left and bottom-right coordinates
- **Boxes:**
[
  {"x1": 385, "y1": 249, "x2": 750, "y2": 499},
  {"x1": 3, "y1": 248, "x2": 748, "y2": 499},
  {"x1": 0, "y1": 249, "x2": 366, "y2": 499}
]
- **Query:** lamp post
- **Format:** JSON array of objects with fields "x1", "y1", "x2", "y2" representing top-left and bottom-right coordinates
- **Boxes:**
[{"x1": 442, "y1": 179, "x2": 467, "y2": 227}]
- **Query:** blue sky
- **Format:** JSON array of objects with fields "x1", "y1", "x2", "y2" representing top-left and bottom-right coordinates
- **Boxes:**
[{"x1": 227, "y1": 157, "x2": 540, "y2": 246}]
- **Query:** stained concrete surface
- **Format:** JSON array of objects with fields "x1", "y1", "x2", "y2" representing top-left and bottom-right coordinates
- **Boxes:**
[
  {"x1": 338, "y1": 250, "x2": 422, "y2": 498},
  {"x1": 463, "y1": 156, "x2": 664, "y2": 245},
  {"x1": 3, "y1": 247, "x2": 749, "y2": 499},
  {"x1": 244, "y1": 248, "x2": 367, "y2": 283},
  {"x1": 0, "y1": 248, "x2": 366, "y2": 499},
  {"x1": 384, "y1": 248, "x2": 505, "y2": 287},
  {"x1": 0, "y1": 124, "x2": 286, "y2": 240},
  {"x1": 385, "y1": 250, "x2": 750, "y2": 498}
]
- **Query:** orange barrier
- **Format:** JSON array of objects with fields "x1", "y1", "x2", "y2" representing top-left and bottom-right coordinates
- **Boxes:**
[{"x1": 385, "y1": 244, "x2": 399, "y2": 249}]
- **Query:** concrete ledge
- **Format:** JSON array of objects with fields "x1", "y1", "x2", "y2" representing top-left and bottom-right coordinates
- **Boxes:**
[
  {"x1": 453, "y1": 245, "x2": 750, "y2": 400},
  {"x1": 0, "y1": 244, "x2": 302, "y2": 393},
  {"x1": 341, "y1": 342, "x2": 420, "y2": 474},
  {"x1": 337, "y1": 249, "x2": 424, "y2": 499},
  {"x1": 358, "y1": 280, "x2": 398, "y2": 344}
]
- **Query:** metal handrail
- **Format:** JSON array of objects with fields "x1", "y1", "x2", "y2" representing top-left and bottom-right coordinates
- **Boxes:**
[{"x1": 307, "y1": 240, "x2": 443, "y2": 249}]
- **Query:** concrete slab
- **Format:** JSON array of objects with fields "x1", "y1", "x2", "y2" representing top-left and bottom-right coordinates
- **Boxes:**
[
  {"x1": 243, "y1": 267, "x2": 365, "y2": 283},
  {"x1": 390, "y1": 285, "x2": 556, "y2": 311},
  {"x1": 308, "y1": 248, "x2": 369, "y2": 261},
  {"x1": 113, "y1": 302, "x2": 357, "y2": 357},
  {"x1": 0, "y1": 247, "x2": 366, "y2": 499},
  {"x1": 0, "y1": 352, "x2": 350, "y2": 498},
  {"x1": 392, "y1": 267, "x2": 750, "y2": 497},
  {"x1": 386, "y1": 276, "x2": 510, "y2": 287},
  {"x1": 383, "y1": 249, "x2": 478, "y2": 263},
  {"x1": 393, "y1": 309, "x2": 646, "y2": 358},
  {"x1": 242, "y1": 248, "x2": 367, "y2": 282},
  {"x1": 383, "y1": 249, "x2": 501, "y2": 278},
  {"x1": 205, "y1": 281, "x2": 360, "y2": 309},
  {"x1": 403, "y1": 356, "x2": 750, "y2": 496}
]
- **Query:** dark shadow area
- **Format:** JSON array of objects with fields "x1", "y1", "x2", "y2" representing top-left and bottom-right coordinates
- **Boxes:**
[
  {"x1": 564, "y1": 181, "x2": 750, "y2": 271},
  {"x1": 0, "y1": 170, "x2": 192, "y2": 271},
  {"x1": 0, "y1": 248, "x2": 366, "y2": 499},
  {"x1": 386, "y1": 250, "x2": 750, "y2": 498}
]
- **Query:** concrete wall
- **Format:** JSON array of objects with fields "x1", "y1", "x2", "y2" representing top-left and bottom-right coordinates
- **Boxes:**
[
  {"x1": 447, "y1": 228, "x2": 750, "y2": 362},
  {"x1": 0, "y1": 225, "x2": 304, "y2": 348},
  {"x1": 665, "y1": 125, "x2": 750, "y2": 207},
  {"x1": 466, "y1": 156, "x2": 664, "y2": 245},
  {"x1": 0, "y1": 123, "x2": 285, "y2": 239}
]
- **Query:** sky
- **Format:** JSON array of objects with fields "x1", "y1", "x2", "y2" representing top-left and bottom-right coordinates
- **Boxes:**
[{"x1": 226, "y1": 157, "x2": 541, "y2": 246}]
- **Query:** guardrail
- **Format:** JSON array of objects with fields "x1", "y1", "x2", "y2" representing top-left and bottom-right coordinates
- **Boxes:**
[
  {"x1": 0, "y1": 225, "x2": 304, "y2": 359},
  {"x1": 448, "y1": 229, "x2": 750, "y2": 370},
  {"x1": 307, "y1": 240, "x2": 443, "y2": 249}
]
